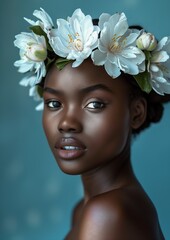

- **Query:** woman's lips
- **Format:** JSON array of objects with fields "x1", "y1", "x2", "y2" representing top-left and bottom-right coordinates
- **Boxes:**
[{"x1": 55, "y1": 137, "x2": 86, "y2": 160}]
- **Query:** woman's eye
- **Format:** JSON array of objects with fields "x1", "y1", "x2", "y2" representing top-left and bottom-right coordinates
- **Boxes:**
[
  {"x1": 45, "y1": 100, "x2": 61, "y2": 109},
  {"x1": 86, "y1": 101, "x2": 105, "y2": 109}
]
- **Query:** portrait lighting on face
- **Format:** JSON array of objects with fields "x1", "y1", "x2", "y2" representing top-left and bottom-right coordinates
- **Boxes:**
[{"x1": 14, "y1": 7, "x2": 170, "y2": 240}]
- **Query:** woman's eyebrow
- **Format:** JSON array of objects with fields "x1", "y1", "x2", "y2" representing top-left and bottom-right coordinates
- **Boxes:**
[
  {"x1": 43, "y1": 84, "x2": 113, "y2": 95},
  {"x1": 43, "y1": 87, "x2": 62, "y2": 95},
  {"x1": 80, "y1": 84, "x2": 113, "y2": 94}
]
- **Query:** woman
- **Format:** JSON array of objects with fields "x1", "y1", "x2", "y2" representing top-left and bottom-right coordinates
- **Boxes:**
[{"x1": 14, "y1": 8, "x2": 170, "y2": 240}]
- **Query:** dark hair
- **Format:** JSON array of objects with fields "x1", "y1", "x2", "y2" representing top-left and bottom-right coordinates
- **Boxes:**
[{"x1": 122, "y1": 73, "x2": 170, "y2": 134}]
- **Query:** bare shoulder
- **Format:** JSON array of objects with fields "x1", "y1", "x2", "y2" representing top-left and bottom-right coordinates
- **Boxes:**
[
  {"x1": 71, "y1": 198, "x2": 84, "y2": 227},
  {"x1": 77, "y1": 187, "x2": 164, "y2": 240}
]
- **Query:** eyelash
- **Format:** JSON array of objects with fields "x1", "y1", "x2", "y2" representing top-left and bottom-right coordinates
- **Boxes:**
[
  {"x1": 85, "y1": 101, "x2": 106, "y2": 110},
  {"x1": 44, "y1": 100, "x2": 107, "y2": 111},
  {"x1": 45, "y1": 100, "x2": 61, "y2": 109}
]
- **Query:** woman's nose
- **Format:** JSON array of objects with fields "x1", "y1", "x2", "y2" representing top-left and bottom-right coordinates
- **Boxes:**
[{"x1": 58, "y1": 109, "x2": 83, "y2": 133}]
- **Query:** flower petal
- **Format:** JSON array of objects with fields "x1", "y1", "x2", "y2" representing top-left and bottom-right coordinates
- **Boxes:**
[
  {"x1": 112, "y1": 12, "x2": 128, "y2": 37},
  {"x1": 105, "y1": 60, "x2": 121, "y2": 78},
  {"x1": 150, "y1": 76, "x2": 170, "y2": 95},
  {"x1": 35, "y1": 102, "x2": 44, "y2": 111},
  {"x1": 118, "y1": 56, "x2": 139, "y2": 75},
  {"x1": 155, "y1": 37, "x2": 168, "y2": 51},
  {"x1": 151, "y1": 51, "x2": 169, "y2": 63},
  {"x1": 91, "y1": 50, "x2": 107, "y2": 65},
  {"x1": 99, "y1": 13, "x2": 111, "y2": 30},
  {"x1": 33, "y1": 8, "x2": 54, "y2": 28},
  {"x1": 19, "y1": 73, "x2": 37, "y2": 87}
]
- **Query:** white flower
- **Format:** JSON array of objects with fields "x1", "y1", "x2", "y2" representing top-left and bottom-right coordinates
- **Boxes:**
[
  {"x1": 148, "y1": 37, "x2": 170, "y2": 95},
  {"x1": 24, "y1": 8, "x2": 54, "y2": 36},
  {"x1": 49, "y1": 8, "x2": 100, "y2": 67},
  {"x1": 14, "y1": 32, "x2": 47, "y2": 86},
  {"x1": 25, "y1": 43, "x2": 47, "y2": 62},
  {"x1": 91, "y1": 12, "x2": 145, "y2": 78},
  {"x1": 136, "y1": 32, "x2": 157, "y2": 51},
  {"x1": 29, "y1": 86, "x2": 44, "y2": 111}
]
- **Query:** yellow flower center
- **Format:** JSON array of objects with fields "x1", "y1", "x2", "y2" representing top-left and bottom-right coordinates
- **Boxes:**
[
  {"x1": 74, "y1": 39, "x2": 83, "y2": 51},
  {"x1": 109, "y1": 34, "x2": 126, "y2": 53},
  {"x1": 68, "y1": 33, "x2": 83, "y2": 52}
]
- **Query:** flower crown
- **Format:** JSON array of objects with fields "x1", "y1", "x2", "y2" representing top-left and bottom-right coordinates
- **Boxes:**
[{"x1": 14, "y1": 8, "x2": 170, "y2": 110}]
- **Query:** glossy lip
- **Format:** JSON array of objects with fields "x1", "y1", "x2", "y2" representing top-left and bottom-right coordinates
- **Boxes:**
[{"x1": 55, "y1": 137, "x2": 87, "y2": 160}]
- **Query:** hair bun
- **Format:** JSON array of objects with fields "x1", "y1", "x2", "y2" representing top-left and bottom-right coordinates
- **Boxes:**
[
  {"x1": 147, "y1": 100, "x2": 164, "y2": 123},
  {"x1": 133, "y1": 90, "x2": 170, "y2": 134},
  {"x1": 149, "y1": 91, "x2": 170, "y2": 104},
  {"x1": 147, "y1": 91, "x2": 170, "y2": 123}
]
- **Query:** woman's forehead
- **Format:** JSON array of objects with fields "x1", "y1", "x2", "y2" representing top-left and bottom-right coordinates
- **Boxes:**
[{"x1": 44, "y1": 60, "x2": 128, "y2": 93}]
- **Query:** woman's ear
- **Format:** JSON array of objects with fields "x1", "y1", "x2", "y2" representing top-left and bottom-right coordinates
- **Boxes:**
[{"x1": 130, "y1": 97, "x2": 147, "y2": 130}]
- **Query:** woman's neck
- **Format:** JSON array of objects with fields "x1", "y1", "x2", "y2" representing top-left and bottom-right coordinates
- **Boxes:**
[{"x1": 81, "y1": 147, "x2": 136, "y2": 203}]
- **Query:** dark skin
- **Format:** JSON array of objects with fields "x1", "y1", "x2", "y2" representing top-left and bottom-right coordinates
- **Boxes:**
[{"x1": 42, "y1": 59, "x2": 165, "y2": 240}]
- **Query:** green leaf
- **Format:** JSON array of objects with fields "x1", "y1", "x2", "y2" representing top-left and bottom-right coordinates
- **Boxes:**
[
  {"x1": 36, "y1": 85, "x2": 43, "y2": 98},
  {"x1": 144, "y1": 50, "x2": 152, "y2": 61},
  {"x1": 29, "y1": 25, "x2": 53, "y2": 51},
  {"x1": 30, "y1": 25, "x2": 45, "y2": 36},
  {"x1": 133, "y1": 72, "x2": 152, "y2": 93},
  {"x1": 55, "y1": 58, "x2": 73, "y2": 70},
  {"x1": 46, "y1": 57, "x2": 55, "y2": 68}
]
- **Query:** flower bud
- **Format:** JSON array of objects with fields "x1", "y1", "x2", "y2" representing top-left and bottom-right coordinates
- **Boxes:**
[
  {"x1": 136, "y1": 32, "x2": 157, "y2": 51},
  {"x1": 26, "y1": 43, "x2": 47, "y2": 62}
]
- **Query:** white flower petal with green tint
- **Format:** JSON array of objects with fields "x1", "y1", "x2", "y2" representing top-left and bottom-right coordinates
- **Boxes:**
[
  {"x1": 14, "y1": 32, "x2": 47, "y2": 85},
  {"x1": 136, "y1": 32, "x2": 157, "y2": 51}
]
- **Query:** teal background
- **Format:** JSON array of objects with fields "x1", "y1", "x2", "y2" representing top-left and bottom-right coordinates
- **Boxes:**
[{"x1": 1, "y1": 0, "x2": 170, "y2": 239}]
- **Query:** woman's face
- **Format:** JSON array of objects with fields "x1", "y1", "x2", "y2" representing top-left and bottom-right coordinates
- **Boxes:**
[{"x1": 43, "y1": 60, "x2": 132, "y2": 175}]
